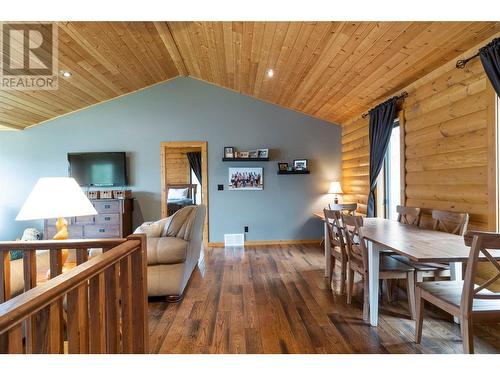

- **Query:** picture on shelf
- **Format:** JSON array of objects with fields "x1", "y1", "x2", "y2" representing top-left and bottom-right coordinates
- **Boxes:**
[
  {"x1": 278, "y1": 162, "x2": 288, "y2": 171},
  {"x1": 229, "y1": 167, "x2": 263, "y2": 190},
  {"x1": 293, "y1": 159, "x2": 308, "y2": 170},
  {"x1": 249, "y1": 150, "x2": 258, "y2": 158},
  {"x1": 224, "y1": 146, "x2": 234, "y2": 158},
  {"x1": 257, "y1": 148, "x2": 269, "y2": 158},
  {"x1": 239, "y1": 151, "x2": 250, "y2": 158}
]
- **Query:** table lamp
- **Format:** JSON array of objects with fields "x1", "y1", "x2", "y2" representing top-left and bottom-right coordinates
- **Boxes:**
[
  {"x1": 328, "y1": 181, "x2": 343, "y2": 204},
  {"x1": 16, "y1": 177, "x2": 98, "y2": 267}
]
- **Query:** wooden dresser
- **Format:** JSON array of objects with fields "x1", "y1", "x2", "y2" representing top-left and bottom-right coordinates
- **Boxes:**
[{"x1": 44, "y1": 198, "x2": 133, "y2": 239}]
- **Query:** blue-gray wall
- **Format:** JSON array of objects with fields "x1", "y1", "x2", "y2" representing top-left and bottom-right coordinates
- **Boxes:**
[{"x1": 0, "y1": 77, "x2": 341, "y2": 242}]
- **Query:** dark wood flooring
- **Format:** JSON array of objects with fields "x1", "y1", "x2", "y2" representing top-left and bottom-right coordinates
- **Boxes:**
[{"x1": 148, "y1": 244, "x2": 500, "y2": 354}]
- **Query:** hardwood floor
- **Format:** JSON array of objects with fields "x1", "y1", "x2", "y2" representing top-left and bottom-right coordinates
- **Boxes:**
[{"x1": 148, "y1": 244, "x2": 500, "y2": 354}]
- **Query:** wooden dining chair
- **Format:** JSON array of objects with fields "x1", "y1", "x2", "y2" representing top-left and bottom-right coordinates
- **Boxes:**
[
  {"x1": 415, "y1": 230, "x2": 500, "y2": 354},
  {"x1": 432, "y1": 210, "x2": 469, "y2": 236},
  {"x1": 323, "y1": 209, "x2": 348, "y2": 293},
  {"x1": 342, "y1": 214, "x2": 416, "y2": 321},
  {"x1": 396, "y1": 205, "x2": 422, "y2": 226}
]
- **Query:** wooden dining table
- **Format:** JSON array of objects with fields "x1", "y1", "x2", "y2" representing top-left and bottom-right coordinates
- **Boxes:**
[{"x1": 314, "y1": 212, "x2": 500, "y2": 327}]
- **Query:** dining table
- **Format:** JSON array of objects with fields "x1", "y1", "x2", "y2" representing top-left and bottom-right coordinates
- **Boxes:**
[{"x1": 314, "y1": 212, "x2": 500, "y2": 327}]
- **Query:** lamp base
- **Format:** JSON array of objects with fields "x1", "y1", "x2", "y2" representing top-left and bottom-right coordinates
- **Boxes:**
[{"x1": 50, "y1": 217, "x2": 69, "y2": 274}]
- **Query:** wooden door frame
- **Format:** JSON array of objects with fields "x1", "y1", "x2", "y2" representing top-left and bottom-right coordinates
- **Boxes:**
[{"x1": 160, "y1": 141, "x2": 209, "y2": 247}]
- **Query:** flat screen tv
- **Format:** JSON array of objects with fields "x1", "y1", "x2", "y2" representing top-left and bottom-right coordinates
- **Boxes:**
[{"x1": 68, "y1": 152, "x2": 128, "y2": 187}]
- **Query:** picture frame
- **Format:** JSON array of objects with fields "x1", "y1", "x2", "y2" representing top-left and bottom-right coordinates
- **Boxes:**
[
  {"x1": 249, "y1": 150, "x2": 258, "y2": 158},
  {"x1": 293, "y1": 159, "x2": 308, "y2": 170},
  {"x1": 224, "y1": 146, "x2": 234, "y2": 158},
  {"x1": 257, "y1": 148, "x2": 269, "y2": 158},
  {"x1": 278, "y1": 162, "x2": 288, "y2": 171},
  {"x1": 239, "y1": 151, "x2": 249, "y2": 158},
  {"x1": 228, "y1": 167, "x2": 264, "y2": 190}
]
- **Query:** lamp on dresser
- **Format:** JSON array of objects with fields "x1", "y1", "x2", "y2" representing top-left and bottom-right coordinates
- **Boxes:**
[
  {"x1": 328, "y1": 181, "x2": 343, "y2": 204},
  {"x1": 16, "y1": 177, "x2": 98, "y2": 269}
]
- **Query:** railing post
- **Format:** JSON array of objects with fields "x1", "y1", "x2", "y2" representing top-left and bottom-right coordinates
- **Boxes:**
[
  {"x1": 0, "y1": 250, "x2": 11, "y2": 353},
  {"x1": 23, "y1": 249, "x2": 37, "y2": 353},
  {"x1": 128, "y1": 234, "x2": 149, "y2": 353}
]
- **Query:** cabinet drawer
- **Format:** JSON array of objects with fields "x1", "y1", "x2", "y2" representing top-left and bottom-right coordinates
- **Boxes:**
[
  {"x1": 93, "y1": 200, "x2": 121, "y2": 214},
  {"x1": 84, "y1": 224, "x2": 120, "y2": 238},
  {"x1": 74, "y1": 215, "x2": 96, "y2": 224},
  {"x1": 95, "y1": 214, "x2": 120, "y2": 225},
  {"x1": 46, "y1": 225, "x2": 83, "y2": 239}
]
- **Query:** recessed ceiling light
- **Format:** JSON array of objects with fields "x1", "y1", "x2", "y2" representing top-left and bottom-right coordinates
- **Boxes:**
[
  {"x1": 266, "y1": 68, "x2": 274, "y2": 78},
  {"x1": 61, "y1": 71, "x2": 72, "y2": 78}
]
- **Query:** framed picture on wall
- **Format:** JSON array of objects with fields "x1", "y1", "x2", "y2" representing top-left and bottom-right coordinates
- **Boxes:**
[
  {"x1": 224, "y1": 146, "x2": 235, "y2": 158},
  {"x1": 293, "y1": 159, "x2": 308, "y2": 170},
  {"x1": 228, "y1": 167, "x2": 263, "y2": 190},
  {"x1": 278, "y1": 162, "x2": 288, "y2": 171}
]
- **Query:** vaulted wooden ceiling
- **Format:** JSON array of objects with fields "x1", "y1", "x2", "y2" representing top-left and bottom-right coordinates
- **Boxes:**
[{"x1": 1, "y1": 21, "x2": 499, "y2": 130}]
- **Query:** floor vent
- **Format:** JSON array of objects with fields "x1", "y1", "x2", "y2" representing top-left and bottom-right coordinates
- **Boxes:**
[{"x1": 224, "y1": 233, "x2": 245, "y2": 247}]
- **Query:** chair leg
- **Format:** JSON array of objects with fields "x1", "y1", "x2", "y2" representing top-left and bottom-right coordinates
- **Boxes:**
[
  {"x1": 406, "y1": 271, "x2": 416, "y2": 320},
  {"x1": 415, "y1": 287, "x2": 424, "y2": 344},
  {"x1": 327, "y1": 255, "x2": 335, "y2": 287},
  {"x1": 460, "y1": 317, "x2": 474, "y2": 354},
  {"x1": 340, "y1": 259, "x2": 347, "y2": 294},
  {"x1": 362, "y1": 275, "x2": 369, "y2": 322},
  {"x1": 347, "y1": 268, "x2": 354, "y2": 304}
]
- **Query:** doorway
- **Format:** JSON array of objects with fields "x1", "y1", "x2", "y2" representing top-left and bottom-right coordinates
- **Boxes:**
[{"x1": 160, "y1": 141, "x2": 208, "y2": 246}]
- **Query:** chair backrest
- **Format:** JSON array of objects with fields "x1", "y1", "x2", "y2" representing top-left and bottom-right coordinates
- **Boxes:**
[
  {"x1": 396, "y1": 205, "x2": 422, "y2": 226},
  {"x1": 323, "y1": 209, "x2": 347, "y2": 257},
  {"x1": 461, "y1": 231, "x2": 500, "y2": 316},
  {"x1": 329, "y1": 203, "x2": 357, "y2": 215},
  {"x1": 341, "y1": 214, "x2": 367, "y2": 270},
  {"x1": 432, "y1": 210, "x2": 469, "y2": 236}
]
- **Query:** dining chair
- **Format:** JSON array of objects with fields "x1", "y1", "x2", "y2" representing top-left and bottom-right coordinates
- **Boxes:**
[
  {"x1": 415, "y1": 230, "x2": 500, "y2": 354},
  {"x1": 323, "y1": 208, "x2": 348, "y2": 293},
  {"x1": 342, "y1": 214, "x2": 416, "y2": 321},
  {"x1": 396, "y1": 205, "x2": 422, "y2": 226},
  {"x1": 432, "y1": 210, "x2": 469, "y2": 235}
]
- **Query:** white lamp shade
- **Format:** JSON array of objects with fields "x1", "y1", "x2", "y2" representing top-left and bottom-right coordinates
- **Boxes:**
[
  {"x1": 328, "y1": 181, "x2": 343, "y2": 194},
  {"x1": 16, "y1": 177, "x2": 97, "y2": 221}
]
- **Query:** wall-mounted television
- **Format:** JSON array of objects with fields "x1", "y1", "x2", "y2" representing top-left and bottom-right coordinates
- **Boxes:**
[{"x1": 68, "y1": 152, "x2": 128, "y2": 187}]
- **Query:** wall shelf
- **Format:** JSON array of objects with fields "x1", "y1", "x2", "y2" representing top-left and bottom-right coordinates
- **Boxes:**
[
  {"x1": 277, "y1": 170, "x2": 310, "y2": 175},
  {"x1": 223, "y1": 157, "x2": 270, "y2": 162}
]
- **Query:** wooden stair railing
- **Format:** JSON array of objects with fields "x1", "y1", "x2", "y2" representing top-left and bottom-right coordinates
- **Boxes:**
[{"x1": 0, "y1": 235, "x2": 148, "y2": 354}]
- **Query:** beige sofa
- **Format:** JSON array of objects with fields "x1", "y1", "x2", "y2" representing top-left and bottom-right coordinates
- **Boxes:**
[{"x1": 133, "y1": 204, "x2": 206, "y2": 300}]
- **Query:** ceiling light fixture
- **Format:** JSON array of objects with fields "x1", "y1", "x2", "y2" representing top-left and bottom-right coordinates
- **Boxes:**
[
  {"x1": 62, "y1": 71, "x2": 72, "y2": 78},
  {"x1": 266, "y1": 68, "x2": 274, "y2": 78}
]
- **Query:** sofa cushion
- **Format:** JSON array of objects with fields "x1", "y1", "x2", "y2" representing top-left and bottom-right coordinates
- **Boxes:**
[
  {"x1": 162, "y1": 206, "x2": 197, "y2": 240},
  {"x1": 147, "y1": 236, "x2": 188, "y2": 265}
]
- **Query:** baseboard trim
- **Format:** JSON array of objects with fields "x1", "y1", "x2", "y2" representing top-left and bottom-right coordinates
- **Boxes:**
[{"x1": 207, "y1": 239, "x2": 321, "y2": 248}]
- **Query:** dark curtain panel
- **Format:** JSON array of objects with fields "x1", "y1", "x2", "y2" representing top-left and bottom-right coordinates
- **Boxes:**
[
  {"x1": 367, "y1": 97, "x2": 398, "y2": 217},
  {"x1": 187, "y1": 152, "x2": 202, "y2": 183},
  {"x1": 479, "y1": 37, "x2": 500, "y2": 96}
]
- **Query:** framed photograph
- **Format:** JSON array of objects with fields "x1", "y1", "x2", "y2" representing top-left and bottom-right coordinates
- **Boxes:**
[
  {"x1": 224, "y1": 146, "x2": 234, "y2": 158},
  {"x1": 293, "y1": 159, "x2": 308, "y2": 170},
  {"x1": 257, "y1": 148, "x2": 269, "y2": 158},
  {"x1": 249, "y1": 150, "x2": 258, "y2": 158},
  {"x1": 278, "y1": 162, "x2": 288, "y2": 171},
  {"x1": 229, "y1": 167, "x2": 263, "y2": 190},
  {"x1": 239, "y1": 151, "x2": 249, "y2": 158}
]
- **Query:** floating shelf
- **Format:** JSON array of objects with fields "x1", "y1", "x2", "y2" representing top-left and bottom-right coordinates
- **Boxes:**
[
  {"x1": 223, "y1": 157, "x2": 270, "y2": 162},
  {"x1": 277, "y1": 170, "x2": 310, "y2": 175}
]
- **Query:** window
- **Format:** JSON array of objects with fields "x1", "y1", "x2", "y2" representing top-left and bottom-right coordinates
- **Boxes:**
[
  {"x1": 375, "y1": 120, "x2": 401, "y2": 220},
  {"x1": 190, "y1": 168, "x2": 202, "y2": 205}
]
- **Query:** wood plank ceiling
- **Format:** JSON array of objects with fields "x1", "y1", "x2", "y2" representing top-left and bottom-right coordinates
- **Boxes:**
[{"x1": 1, "y1": 21, "x2": 499, "y2": 130}]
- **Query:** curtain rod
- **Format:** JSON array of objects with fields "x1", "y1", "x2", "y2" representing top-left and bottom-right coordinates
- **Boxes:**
[
  {"x1": 361, "y1": 91, "x2": 408, "y2": 119},
  {"x1": 456, "y1": 52, "x2": 480, "y2": 69}
]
